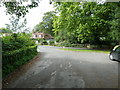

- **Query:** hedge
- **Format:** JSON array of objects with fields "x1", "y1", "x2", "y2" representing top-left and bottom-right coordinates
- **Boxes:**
[
  {"x1": 2, "y1": 45, "x2": 37, "y2": 77},
  {"x1": 2, "y1": 34, "x2": 36, "y2": 52}
]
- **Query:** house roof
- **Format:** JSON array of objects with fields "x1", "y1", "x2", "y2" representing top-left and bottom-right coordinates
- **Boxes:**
[{"x1": 32, "y1": 32, "x2": 53, "y2": 39}]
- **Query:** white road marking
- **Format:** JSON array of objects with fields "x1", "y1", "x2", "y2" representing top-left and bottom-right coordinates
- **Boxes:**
[
  {"x1": 65, "y1": 67, "x2": 67, "y2": 70},
  {"x1": 68, "y1": 62, "x2": 72, "y2": 68},
  {"x1": 79, "y1": 61, "x2": 82, "y2": 63},
  {"x1": 60, "y1": 64, "x2": 63, "y2": 68},
  {"x1": 51, "y1": 71, "x2": 57, "y2": 76}
]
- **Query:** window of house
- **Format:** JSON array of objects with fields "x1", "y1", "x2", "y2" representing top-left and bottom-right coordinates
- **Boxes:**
[{"x1": 39, "y1": 35, "x2": 41, "y2": 38}]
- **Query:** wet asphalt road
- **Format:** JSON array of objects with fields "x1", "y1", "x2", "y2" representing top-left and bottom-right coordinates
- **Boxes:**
[{"x1": 4, "y1": 45, "x2": 119, "y2": 88}]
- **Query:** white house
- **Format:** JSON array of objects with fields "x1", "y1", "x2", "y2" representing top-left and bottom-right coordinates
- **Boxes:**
[{"x1": 31, "y1": 32, "x2": 53, "y2": 40}]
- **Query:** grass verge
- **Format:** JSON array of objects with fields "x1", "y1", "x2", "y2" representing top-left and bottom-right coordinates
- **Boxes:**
[{"x1": 59, "y1": 48, "x2": 110, "y2": 54}]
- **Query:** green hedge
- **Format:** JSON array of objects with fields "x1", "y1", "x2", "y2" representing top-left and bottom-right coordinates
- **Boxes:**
[
  {"x1": 2, "y1": 33, "x2": 36, "y2": 52},
  {"x1": 48, "y1": 40, "x2": 54, "y2": 45},
  {"x1": 2, "y1": 33, "x2": 38, "y2": 77},
  {"x1": 2, "y1": 45, "x2": 37, "y2": 77},
  {"x1": 57, "y1": 42, "x2": 85, "y2": 48}
]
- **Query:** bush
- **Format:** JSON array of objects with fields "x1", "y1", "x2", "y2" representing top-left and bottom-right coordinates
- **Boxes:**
[
  {"x1": 41, "y1": 40, "x2": 48, "y2": 45},
  {"x1": 48, "y1": 40, "x2": 54, "y2": 45},
  {"x1": 2, "y1": 33, "x2": 36, "y2": 52},
  {"x1": 58, "y1": 41, "x2": 71, "y2": 47},
  {"x1": 2, "y1": 46, "x2": 37, "y2": 77},
  {"x1": 2, "y1": 33, "x2": 38, "y2": 77},
  {"x1": 32, "y1": 38, "x2": 43, "y2": 43}
]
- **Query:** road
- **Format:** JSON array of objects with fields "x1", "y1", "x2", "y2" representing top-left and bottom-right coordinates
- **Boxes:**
[{"x1": 3, "y1": 45, "x2": 119, "y2": 88}]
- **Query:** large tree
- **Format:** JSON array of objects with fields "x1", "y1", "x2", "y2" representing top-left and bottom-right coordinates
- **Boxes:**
[
  {"x1": 5, "y1": 16, "x2": 30, "y2": 33},
  {"x1": 34, "y1": 11, "x2": 55, "y2": 35},
  {"x1": 109, "y1": 2, "x2": 120, "y2": 44},
  {"x1": 53, "y1": 2, "x2": 118, "y2": 45},
  {"x1": 0, "y1": 1, "x2": 40, "y2": 33},
  {"x1": 1, "y1": 1, "x2": 39, "y2": 18}
]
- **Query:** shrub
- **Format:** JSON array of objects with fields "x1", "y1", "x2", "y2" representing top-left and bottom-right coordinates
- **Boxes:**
[
  {"x1": 2, "y1": 33, "x2": 38, "y2": 77},
  {"x1": 41, "y1": 40, "x2": 48, "y2": 45},
  {"x1": 2, "y1": 33, "x2": 36, "y2": 52},
  {"x1": 58, "y1": 41, "x2": 70, "y2": 47},
  {"x1": 37, "y1": 38, "x2": 43, "y2": 43},
  {"x1": 48, "y1": 40, "x2": 54, "y2": 45},
  {"x1": 2, "y1": 46, "x2": 37, "y2": 77}
]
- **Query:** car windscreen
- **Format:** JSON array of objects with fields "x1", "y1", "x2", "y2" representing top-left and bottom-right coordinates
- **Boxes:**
[
  {"x1": 113, "y1": 45, "x2": 120, "y2": 51},
  {"x1": 115, "y1": 46, "x2": 120, "y2": 52}
]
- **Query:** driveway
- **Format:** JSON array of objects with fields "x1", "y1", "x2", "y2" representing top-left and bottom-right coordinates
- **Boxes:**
[{"x1": 3, "y1": 45, "x2": 119, "y2": 88}]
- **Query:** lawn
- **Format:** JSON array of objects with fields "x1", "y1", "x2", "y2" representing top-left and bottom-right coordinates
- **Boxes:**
[{"x1": 59, "y1": 48, "x2": 110, "y2": 54}]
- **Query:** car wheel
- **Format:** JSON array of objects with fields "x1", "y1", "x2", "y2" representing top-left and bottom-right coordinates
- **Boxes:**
[{"x1": 109, "y1": 54, "x2": 114, "y2": 60}]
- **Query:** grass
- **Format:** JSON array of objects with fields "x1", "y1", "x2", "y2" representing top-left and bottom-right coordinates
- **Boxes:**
[
  {"x1": 37, "y1": 44, "x2": 49, "y2": 46},
  {"x1": 40, "y1": 44, "x2": 55, "y2": 46},
  {"x1": 42, "y1": 45, "x2": 49, "y2": 46},
  {"x1": 59, "y1": 48, "x2": 110, "y2": 54}
]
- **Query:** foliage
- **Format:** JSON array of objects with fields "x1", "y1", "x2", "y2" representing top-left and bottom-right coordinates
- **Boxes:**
[
  {"x1": 52, "y1": 2, "x2": 120, "y2": 45},
  {"x1": 2, "y1": 46, "x2": 37, "y2": 77},
  {"x1": 0, "y1": 28, "x2": 12, "y2": 33},
  {"x1": 57, "y1": 42, "x2": 85, "y2": 48},
  {"x1": 59, "y1": 48, "x2": 110, "y2": 54},
  {"x1": 110, "y1": 19, "x2": 120, "y2": 44},
  {"x1": 109, "y1": 3, "x2": 120, "y2": 44},
  {"x1": 31, "y1": 38, "x2": 48, "y2": 45},
  {"x1": 34, "y1": 11, "x2": 56, "y2": 35},
  {"x1": 41, "y1": 40, "x2": 48, "y2": 45},
  {"x1": 48, "y1": 40, "x2": 54, "y2": 45},
  {"x1": 5, "y1": 16, "x2": 30, "y2": 33},
  {"x1": 2, "y1": 33, "x2": 37, "y2": 77},
  {"x1": 1, "y1": 1, "x2": 39, "y2": 18},
  {"x1": 0, "y1": 1, "x2": 40, "y2": 33},
  {"x1": 2, "y1": 33, "x2": 36, "y2": 52}
]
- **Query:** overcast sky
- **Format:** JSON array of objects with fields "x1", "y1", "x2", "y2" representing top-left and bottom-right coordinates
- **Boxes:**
[{"x1": 0, "y1": 0, "x2": 55, "y2": 30}]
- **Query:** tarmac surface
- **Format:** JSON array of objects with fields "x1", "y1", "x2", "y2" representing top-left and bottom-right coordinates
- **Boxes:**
[{"x1": 3, "y1": 45, "x2": 119, "y2": 88}]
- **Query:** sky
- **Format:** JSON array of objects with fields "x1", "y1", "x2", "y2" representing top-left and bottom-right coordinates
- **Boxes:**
[{"x1": 0, "y1": 0, "x2": 55, "y2": 30}]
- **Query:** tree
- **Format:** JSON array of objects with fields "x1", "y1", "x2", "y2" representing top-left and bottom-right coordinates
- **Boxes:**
[
  {"x1": 53, "y1": 2, "x2": 79, "y2": 43},
  {"x1": 0, "y1": 28, "x2": 12, "y2": 33},
  {"x1": 5, "y1": 16, "x2": 29, "y2": 33},
  {"x1": 52, "y1": 2, "x2": 117, "y2": 45},
  {"x1": 34, "y1": 11, "x2": 55, "y2": 35},
  {"x1": 0, "y1": 1, "x2": 41, "y2": 33},
  {"x1": 109, "y1": 2, "x2": 120, "y2": 44},
  {"x1": 1, "y1": 1, "x2": 39, "y2": 18}
]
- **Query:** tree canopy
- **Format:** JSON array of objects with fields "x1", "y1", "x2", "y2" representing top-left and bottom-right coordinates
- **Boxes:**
[
  {"x1": 1, "y1": 1, "x2": 40, "y2": 18},
  {"x1": 0, "y1": 1, "x2": 40, "y2": 32},
  {"x1": 1, "y1": 1, "x2": 120, "y2": 45},
  {"x1": 34, "y1": 11, "x2": 55, "y2": 35},
  {"x1": 52, "y1": 2, "x2": 120, "y2": 45},
  {"x1": 0, "y1": 28, "x2": 12, "y2": 33}
]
